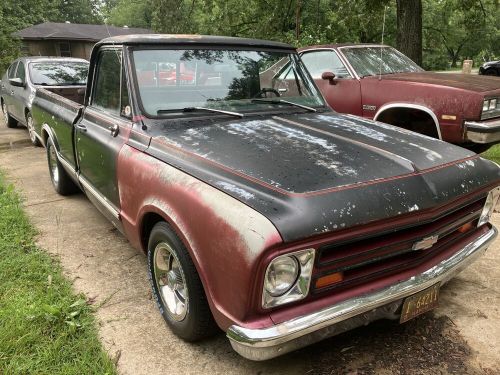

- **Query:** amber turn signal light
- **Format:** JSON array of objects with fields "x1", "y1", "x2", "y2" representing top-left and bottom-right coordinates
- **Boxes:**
[
  {"x1": 458, "y1": 222, "x2": 474, "y2": 233},
  {"x1": 315, "y1": 272, "x2": 344, "y2": 289}
]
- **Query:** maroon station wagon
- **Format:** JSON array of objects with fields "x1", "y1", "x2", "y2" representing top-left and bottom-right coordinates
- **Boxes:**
[{"x1": 299, "y1": 44, "x2": 500, "y2": 152}]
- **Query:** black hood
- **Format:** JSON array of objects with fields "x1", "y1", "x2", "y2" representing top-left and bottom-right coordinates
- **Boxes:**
[{"x1": 145, "y1": 111, "x2": 500, "y2": 242}]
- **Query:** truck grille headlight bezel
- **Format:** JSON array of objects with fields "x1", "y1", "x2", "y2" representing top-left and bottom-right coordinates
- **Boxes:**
[
  {"x1": 478, "y1": 187, "x2": 500, "y2": 227},
  {"x1": 262, "y1": 248, "x2": 315, "y2": 309}
]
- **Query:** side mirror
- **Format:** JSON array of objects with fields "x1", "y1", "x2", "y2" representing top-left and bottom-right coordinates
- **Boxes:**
[
  {"x1": 9, "y1": 78, "x2": 25, "y2": 88},
  {"x1": 321, "y1": 71, "x2": 337, "y2": 85}
]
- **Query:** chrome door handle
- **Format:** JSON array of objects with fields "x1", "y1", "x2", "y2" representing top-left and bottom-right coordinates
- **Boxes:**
[
  {"x1": 109, "y1": 124, "x2": 119, "y2": 137},
  {"x1": 76, "y1": 123, "x2": 87, "y2": 132}
]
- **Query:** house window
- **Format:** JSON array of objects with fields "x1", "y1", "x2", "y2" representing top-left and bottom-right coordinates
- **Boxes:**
[{"x1": 58, "y1": 42, "x2": 71, "y2": 57}]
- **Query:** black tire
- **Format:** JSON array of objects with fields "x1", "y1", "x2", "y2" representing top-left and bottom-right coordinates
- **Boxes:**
[
  {"x1": 46, "y1": 137, "x2": 78, "y2": 195},
  {"x1": 483, "y1": 68, "x2": 498, "y2": 76},
  {"x1": 26, "y1": 112, "x2": 41, "y2": 147},
  {"x1": 147, "y1": 221, "x2": 218, "y2": 341},
  {"x1": 2, "y1": 101, "x2": 17, "y2": 128}
]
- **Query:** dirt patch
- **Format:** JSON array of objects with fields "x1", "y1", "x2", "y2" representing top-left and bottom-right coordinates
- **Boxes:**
[{"x1": 307, "y1": 314, "x2": 495, "y2": 375}]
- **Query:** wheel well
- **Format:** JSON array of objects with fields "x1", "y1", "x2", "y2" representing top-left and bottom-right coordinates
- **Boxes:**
[
  {"x1": 376, "y1": 107, "x2": 439, "y2": 138},
  {"x1": 41, "y1": 128, "x2": 50, "y2": 145},
  {"x1": 141, "y1": 212, "x2": 166, "y2": 253}
]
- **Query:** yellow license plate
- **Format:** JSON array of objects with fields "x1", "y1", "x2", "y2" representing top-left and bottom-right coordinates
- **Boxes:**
[{"x1": 400, "y1": 284, "x2": 440, "y2": 323}]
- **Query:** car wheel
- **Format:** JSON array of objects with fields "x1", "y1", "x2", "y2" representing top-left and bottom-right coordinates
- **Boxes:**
[
  {"x1": 26, "y1": 112, "x2": 41, "y2": 147},
  {"x1": 2, "y1": 102, "x2": 17, "y2": 128},
  {"x1": 484, "y1": 68, "x2": 498, "y2": 76},
  {"x1": 148, "y1": 221, "x2": 218, "y2": 341},
  {"x1": 46, "y1": 137, "x2": 78, "y2": 195}
]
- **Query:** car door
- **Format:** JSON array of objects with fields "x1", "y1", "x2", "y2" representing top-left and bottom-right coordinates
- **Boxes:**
[
  {"x1": 300, "y1": 49, "x2": 362, "y2": 115},
  {"x1": 11, "y1": 60, "x2": 29, "y2": 122},
  {"x1": 2, "y1": 61, "x2": 18, "y2": 115},
  {"x1": 75, "y1": 47, "x2": 132, "y2": 228}
]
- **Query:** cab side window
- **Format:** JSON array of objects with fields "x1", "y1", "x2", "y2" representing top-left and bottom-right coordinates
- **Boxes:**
[
  {"x1": 301, "y1": 50, "x2": 351, "y2": 79},
  {"x1": 92, "y1": 50, "x2": 122, "y2": 114}
]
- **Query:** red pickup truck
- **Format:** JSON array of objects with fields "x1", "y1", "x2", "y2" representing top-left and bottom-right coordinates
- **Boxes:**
[
  {"x1": 299, "y1": 44, "x2": 500, "y2": 152},
  {"x1": 30, "y1": 35, "x2": 500, "y2": 361}
]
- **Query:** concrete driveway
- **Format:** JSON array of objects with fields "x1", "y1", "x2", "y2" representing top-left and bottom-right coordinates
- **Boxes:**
[{"x1": 0, "y1": 121, "x2": 499, "y2": 374}]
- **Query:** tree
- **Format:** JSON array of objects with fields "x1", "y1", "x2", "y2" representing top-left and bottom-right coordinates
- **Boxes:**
[
  {"x1": 396, "y1": 0, "x2": 422, "y2": 65},
  {"x1": 423, "y1": 0, "x2": 499, "y2": 69},
  {"x1": 107, "y1": 0, "x2": 152, "y2": 28},
  {"x1": 57, "y1": 0, "x2": 102, "y2": 24}
]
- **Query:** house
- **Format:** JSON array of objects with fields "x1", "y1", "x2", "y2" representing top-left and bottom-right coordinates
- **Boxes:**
[{"x1": 13, "y1": 22, "x2": 151, "y2": 60}]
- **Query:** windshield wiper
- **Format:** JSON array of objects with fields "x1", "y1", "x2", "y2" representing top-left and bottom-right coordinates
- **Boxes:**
[
  {"x1": 158, "y1": 107, "x2": 244, "y2": 118},
  {"x1": 251, "y1": 99, "x2": 316, "y2": 113}
]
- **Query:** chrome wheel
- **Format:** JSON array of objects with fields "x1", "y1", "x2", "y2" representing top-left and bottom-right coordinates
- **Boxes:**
[
  {"x1": 153, "y1": 242, "x2": 188, "y2": 321},
  {"x1": 48, "y1": 144, "x2": 59, "y2": 185},
  {"x1": 27, "y1": 115, "x2": 36, "y2": 143}
]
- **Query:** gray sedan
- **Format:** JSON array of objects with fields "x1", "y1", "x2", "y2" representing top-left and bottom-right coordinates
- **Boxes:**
[{"x1": 1, "y1": 56, "x2": 88, "y2": 146}]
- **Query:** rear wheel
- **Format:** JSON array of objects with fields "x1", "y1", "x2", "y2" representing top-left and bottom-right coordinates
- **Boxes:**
[
  {"x1": 46, "y1": 137, "x2": 78, "y2": 195},
  {"x1": 26, "y1": 112, "x2": 41, "y2": 147},
  {"x1": 147, "y1": 222, "x2": 218, "y2": 341},
  {"x1": 2, "y1": 102, "x2": 17, "y2": 128}
]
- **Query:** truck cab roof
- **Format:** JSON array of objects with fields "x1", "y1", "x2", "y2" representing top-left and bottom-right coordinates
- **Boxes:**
[{"x1": 97, "y1": 34, "x2": 295, "y2": 50}]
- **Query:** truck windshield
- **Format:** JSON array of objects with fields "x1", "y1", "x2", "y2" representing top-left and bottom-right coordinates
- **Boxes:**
[
  {"x1": 341, "y1": 46, "x2": 423, "y2": 77},
  {"x1": 29, "y1": 62, "x2": 89, "y2": 86},
  {"x1": 131, "y1": 48, "x2": 325, "y2": 117}
]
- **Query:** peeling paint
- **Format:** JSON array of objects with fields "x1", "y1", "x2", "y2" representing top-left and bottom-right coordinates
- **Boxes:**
[{"x1": 215, "y1": 181, "x2": 255, "y2": 200}]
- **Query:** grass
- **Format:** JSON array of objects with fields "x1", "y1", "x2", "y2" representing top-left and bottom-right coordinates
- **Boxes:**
[
  {"x1": 0, "y1": 173, "x2": 116, "y2": 375},
  {"x1": 481, "y1": 144, "x2": 500, "y2": 164}
]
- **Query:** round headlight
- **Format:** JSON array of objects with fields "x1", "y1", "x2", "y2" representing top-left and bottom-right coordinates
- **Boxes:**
[{"x1": 264, "y1": 256, "x2": 299, "y2": 297}]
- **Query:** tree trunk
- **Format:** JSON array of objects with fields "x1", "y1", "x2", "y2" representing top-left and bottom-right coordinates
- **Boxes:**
[
  {"x1": 396, "y1": 0, "x2": 422, "y2": 66},
  {"x1": 296, "y1": 0, "x2": 302, "y2": 40}
]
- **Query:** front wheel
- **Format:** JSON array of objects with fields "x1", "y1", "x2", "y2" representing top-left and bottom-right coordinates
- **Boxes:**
[
  {"x1": 26, "y1": 112, "x2": 41, "y2": 146},
  {"x1": 148, "y1": 222, "x2": 218, "y2": 341},
  {"x1": 46, "y1": 137, "x2": 78, "y2": 195},
  {"x1": 2, "y1": 102, "x2": 17, "y2": 128}
]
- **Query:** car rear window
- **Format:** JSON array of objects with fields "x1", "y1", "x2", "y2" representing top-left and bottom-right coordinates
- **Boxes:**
[{"x1": 29, "y1": 62, "x2": 89, "y2": 86}]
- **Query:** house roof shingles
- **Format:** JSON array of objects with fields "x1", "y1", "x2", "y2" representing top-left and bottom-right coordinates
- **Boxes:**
[{"x1": 13, "y1": 22, "x2": 151, "y2": 42}]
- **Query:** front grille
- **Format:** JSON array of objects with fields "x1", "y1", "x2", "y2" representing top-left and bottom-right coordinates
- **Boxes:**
[{"x1": 312, "y1": 197, "x2": 485, "y2": 294}]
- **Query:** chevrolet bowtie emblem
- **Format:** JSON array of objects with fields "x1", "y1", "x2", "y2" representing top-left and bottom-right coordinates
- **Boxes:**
[{"x1": 412, "y1": 235, "x2": 439, "y2": 250}]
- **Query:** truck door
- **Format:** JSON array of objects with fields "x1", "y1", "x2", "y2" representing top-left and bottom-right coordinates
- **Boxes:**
[
  {"x1": 75, "y1": 47, "x2": 132, "y2": 228},
  {"x1": 300, "y1": 50, "x2": 362, "y2": 116}
]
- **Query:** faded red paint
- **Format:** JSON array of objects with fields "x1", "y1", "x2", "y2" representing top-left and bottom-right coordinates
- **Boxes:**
[
  {"x1": 299, "y1": 45, "x2": 500, "y2": 145},
  {"x1": 116, "y1": 144, "x2": 281, "y2": 330}
]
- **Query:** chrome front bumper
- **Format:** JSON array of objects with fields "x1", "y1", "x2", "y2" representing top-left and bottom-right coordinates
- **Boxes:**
[
  {"x1": 227, "y1": 227, "x2": 497, "y2": 361},
  {"x1": 466, "y1": 119, "x2": 500, "y2": 144}
]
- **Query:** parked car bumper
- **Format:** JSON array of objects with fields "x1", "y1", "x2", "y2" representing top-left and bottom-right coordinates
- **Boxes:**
[
  {"x1": 226, "y1": 226, "x2": 497, "y2": 361},
  {"x1": 466, "y1": 118, "x2": 500, "y2": 144}
]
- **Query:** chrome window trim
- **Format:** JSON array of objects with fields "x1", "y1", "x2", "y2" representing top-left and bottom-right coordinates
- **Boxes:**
[{"x1": 299, "y1": 48, "x2": 354, "y2": 79}]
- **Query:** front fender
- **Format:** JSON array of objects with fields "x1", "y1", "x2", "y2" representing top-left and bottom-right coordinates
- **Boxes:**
[{"x1": 117, "y1": 144, "x2": 282, "y2": 329}]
